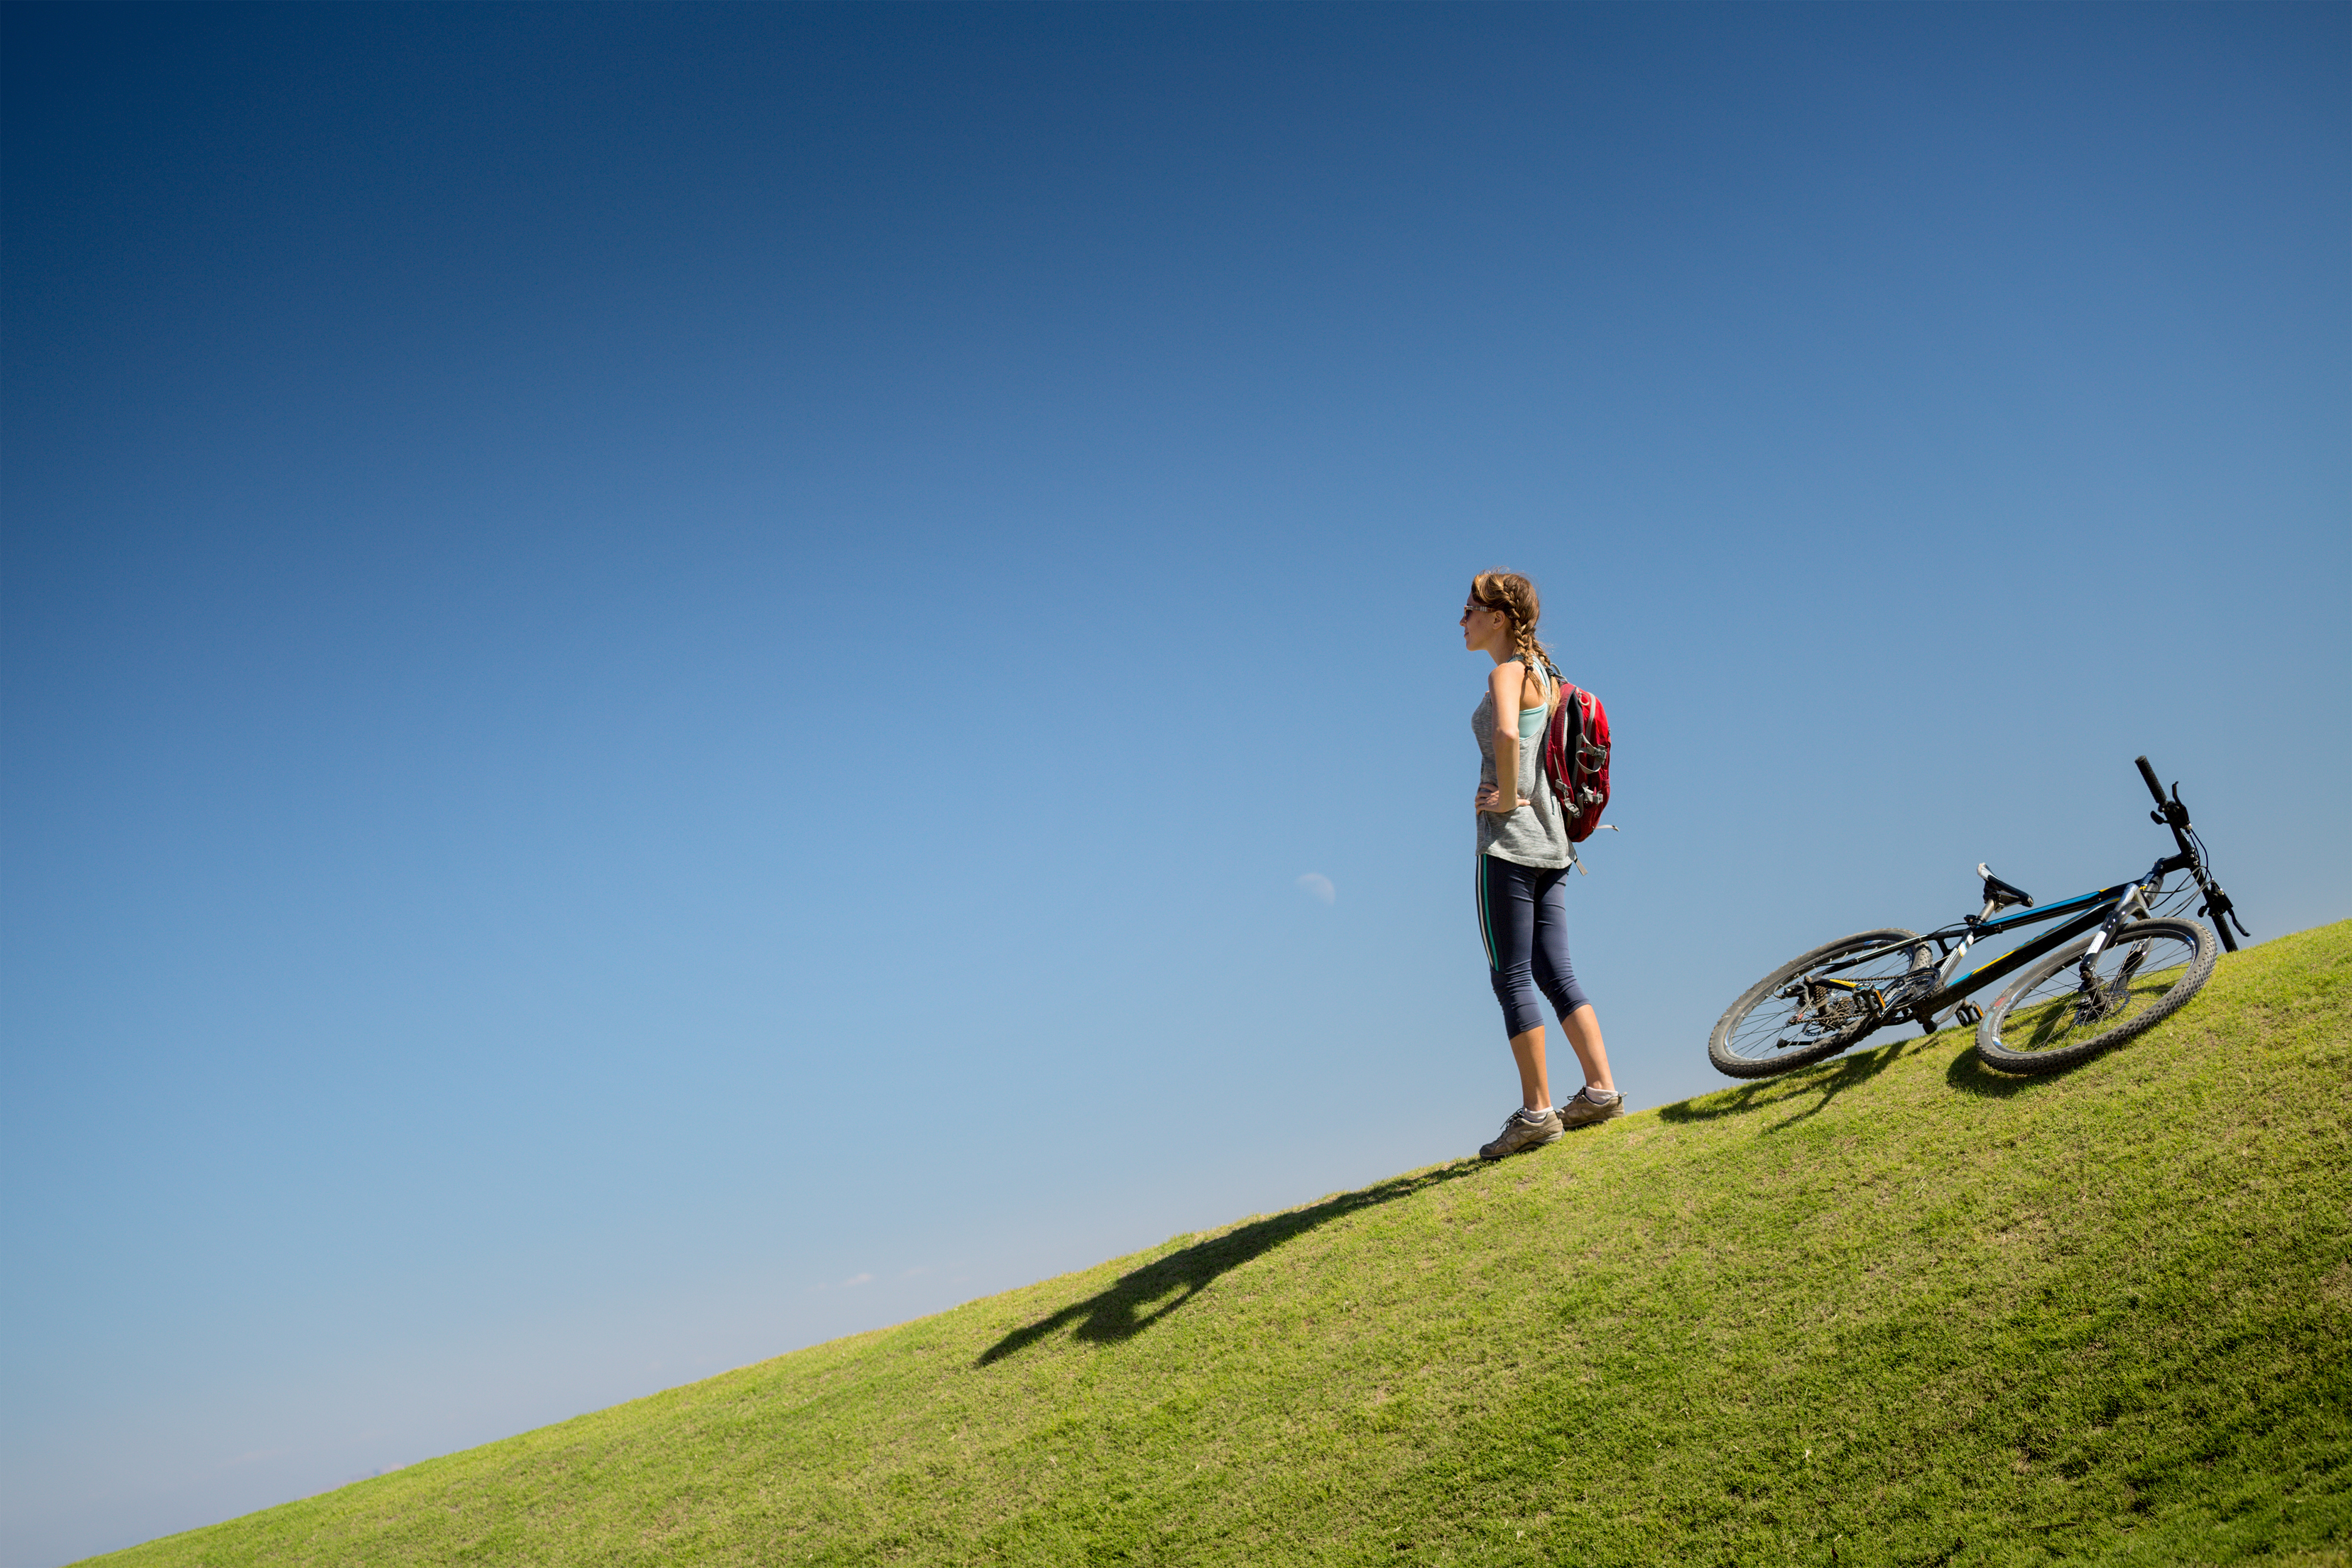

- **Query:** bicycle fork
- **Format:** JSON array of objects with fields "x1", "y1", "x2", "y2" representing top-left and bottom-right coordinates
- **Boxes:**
[{"x1": 2072, "y1": 881, "x2": 2156, "y2": 1022}]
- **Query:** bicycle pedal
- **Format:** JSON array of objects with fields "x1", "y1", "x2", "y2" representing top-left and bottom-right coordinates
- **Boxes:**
[{"x1": 1955, "y1": 1003, "x2": 1984, "y2": 1027}]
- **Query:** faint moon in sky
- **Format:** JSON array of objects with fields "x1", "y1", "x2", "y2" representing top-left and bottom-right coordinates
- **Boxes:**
[{"x1": 1295, "y1": 872, "x2": 1336, "y2": 905}]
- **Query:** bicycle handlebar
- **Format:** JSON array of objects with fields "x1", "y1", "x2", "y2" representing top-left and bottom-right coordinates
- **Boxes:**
[
  {"x1": 2137, "y1": 754, "x2": 2195, "y2": 837},
  {"x1": 2133, "y1": 754, "x2": 2247, "y2": 952}
]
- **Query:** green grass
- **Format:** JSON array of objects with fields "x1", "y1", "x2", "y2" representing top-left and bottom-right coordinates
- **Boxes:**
[{"x1": 93, "y1": 923, "x2": 2352, "y2": 1567}]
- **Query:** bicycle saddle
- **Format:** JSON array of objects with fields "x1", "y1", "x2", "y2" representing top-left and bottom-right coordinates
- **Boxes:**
[{"x1": 1977, "y1": 864, "x2": 2034, "y2": 909}]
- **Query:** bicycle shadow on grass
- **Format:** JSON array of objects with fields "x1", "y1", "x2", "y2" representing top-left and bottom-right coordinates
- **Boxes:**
[
  {"x1": 1658, "y1": 1036, "x2": 1922, "y2": 1133},
  {"x1": 1944, "y1": 1047, "x2": 2041, "y2": 1099},
  {"x1": 976, "y1": 1161, "x2": 1486, "y2": 1367},
  {"x1": 1943, "y1": 993, "x2": 2114, "y2": 1099}
]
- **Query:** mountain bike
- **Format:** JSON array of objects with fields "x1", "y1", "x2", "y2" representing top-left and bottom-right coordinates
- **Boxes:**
[{"x1": 1708, "y1": 757, "x2": 2250, "y2": 1080}]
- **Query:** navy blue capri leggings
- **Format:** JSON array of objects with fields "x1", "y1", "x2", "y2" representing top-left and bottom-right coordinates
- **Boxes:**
[{"x1": 1475, "y1": 853, "x2": 1593, "y2": 1037}]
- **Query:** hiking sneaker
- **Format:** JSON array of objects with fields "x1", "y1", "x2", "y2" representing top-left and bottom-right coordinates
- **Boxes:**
[
  {"x1": 1555, "y1": 1087, "x2": 1625, "y2": 1129},
  {"x1": 1478, "y1": 1107, "x2": 1563, "y2": 1161}
]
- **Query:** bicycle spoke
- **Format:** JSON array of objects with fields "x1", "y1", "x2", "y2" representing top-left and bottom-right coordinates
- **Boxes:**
[{"x1": 1719, "y1": 937, "x2": 1932, "y2": 1065}]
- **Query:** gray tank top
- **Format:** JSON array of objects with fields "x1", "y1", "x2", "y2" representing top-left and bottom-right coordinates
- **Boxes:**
[{"x1": 1473, "y1": 660, "x2": 1572, "y2": 869}]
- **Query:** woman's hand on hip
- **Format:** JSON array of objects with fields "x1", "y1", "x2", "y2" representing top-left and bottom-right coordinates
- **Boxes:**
[{"x1": 1475, "y1": 784, "x2": 1526, "y2": 815}]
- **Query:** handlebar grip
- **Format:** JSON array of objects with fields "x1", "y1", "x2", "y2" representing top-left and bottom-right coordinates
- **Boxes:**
[{"x1": 2134, "y1": 755, "x2": 2168, "y2": 806}]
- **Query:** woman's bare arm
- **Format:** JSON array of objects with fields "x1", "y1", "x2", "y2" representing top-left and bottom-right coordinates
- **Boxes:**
[{"x1": 1476, "y1": 660, "x2": 1529, "y2": 815}]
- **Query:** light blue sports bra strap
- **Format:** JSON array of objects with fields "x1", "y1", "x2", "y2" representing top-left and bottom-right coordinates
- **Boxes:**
[{"x1": 1512, "y1": 658, "x2": 1550, "y2": 740}]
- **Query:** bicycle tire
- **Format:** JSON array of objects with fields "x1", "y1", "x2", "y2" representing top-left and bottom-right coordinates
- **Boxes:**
[
  {"x1": 1973, "y1": 917, "x2": 2216, "y2": 1076},
  {"x1": 1708, "y1": 929, "x2": 1934, "y2": 1080}
]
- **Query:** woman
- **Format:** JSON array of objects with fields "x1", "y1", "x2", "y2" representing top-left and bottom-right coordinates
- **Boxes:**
[{"x1": 1460, "y1": 570, "x2": 1621, "y2": 1160}]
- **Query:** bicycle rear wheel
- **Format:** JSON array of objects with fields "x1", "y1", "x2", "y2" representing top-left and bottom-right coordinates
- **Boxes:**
[
  {"x1": 1708, "y1": 929, "x2": 1934, "y2": 1079},
  {"x1": 1973, "y1": 917, "x2": 2216, "y2": 1076}
]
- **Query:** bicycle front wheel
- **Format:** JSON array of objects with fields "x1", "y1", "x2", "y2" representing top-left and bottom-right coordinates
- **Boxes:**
[
  {"x1": 1708, "y1": 929, "x2": 1933, "y2": 1079},
  {"x1": 1973, "y1": 917, "x2": 2216, "y2": 1076}
]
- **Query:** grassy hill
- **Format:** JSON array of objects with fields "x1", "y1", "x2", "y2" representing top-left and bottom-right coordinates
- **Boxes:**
[{"x1": 93, "y1": 922, "x2": 2352, "y2": 1567}]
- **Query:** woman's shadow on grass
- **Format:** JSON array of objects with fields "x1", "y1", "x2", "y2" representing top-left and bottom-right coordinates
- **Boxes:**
[{"x1": 977, "y1": 1162, "x2": 1485, "y2": 1367}]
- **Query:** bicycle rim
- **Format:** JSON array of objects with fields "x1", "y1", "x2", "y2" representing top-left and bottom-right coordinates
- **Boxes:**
[
  {"x1": 1710, "y1": 930, "x2": 1933, "y2": 1078},
  {"x1": 1975, "y1": 918, "x2": 2216, "y2": 1074}
]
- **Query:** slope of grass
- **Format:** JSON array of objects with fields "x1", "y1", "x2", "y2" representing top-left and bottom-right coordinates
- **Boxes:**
[{"x1": 94, "y1": 923, "x2": 2352, "y2": 1567}]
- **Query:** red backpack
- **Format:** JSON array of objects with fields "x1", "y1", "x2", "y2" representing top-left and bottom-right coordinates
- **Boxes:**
[{"x1": 1539, "y1": 671, "x2": 1612, "y2": 846}]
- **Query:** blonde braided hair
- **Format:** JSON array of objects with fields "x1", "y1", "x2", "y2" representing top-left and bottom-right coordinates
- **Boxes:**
[{"x1": 1470, "y1": 570, "x2": 1561, "y2": 694}]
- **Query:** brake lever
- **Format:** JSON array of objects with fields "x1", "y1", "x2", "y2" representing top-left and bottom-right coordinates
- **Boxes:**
[
  {"x1": 2196, "y1": 883, "x2": 2251, "y2": 939},
  {"x1": 2149, "y1": 783, "x2": 2192, "y2": 831}
]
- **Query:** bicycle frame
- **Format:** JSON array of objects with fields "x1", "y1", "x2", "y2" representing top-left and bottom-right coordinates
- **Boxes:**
[
  {"x1": 1792, "y1": 754, "x2": 2245, "y2": 1045},
  {"x1": 1807, "y1": 864, "x2": 2172, "y2": 1037}
]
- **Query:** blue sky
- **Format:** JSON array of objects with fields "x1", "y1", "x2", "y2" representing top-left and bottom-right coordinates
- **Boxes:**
[{"x1": 3, "y1": 4, "x2": 2345, "y2": 1563}]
